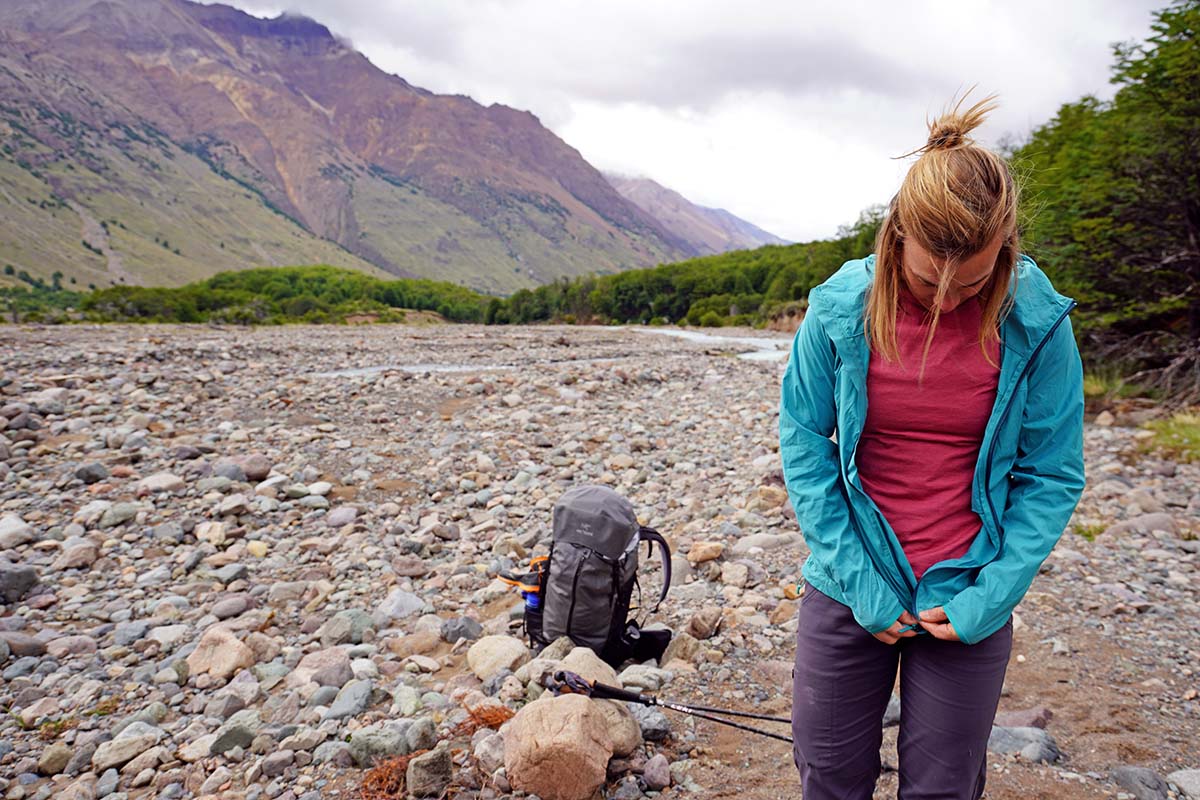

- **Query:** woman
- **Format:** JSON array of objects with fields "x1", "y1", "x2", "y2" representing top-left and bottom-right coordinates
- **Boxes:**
[{"x1": 779, "y1": 94, "x2": 1086, "y2": 799}]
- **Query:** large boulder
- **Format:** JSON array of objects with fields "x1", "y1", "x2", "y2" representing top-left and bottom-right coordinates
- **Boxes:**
[
  {"x1": 289, "y1": 647, "x2": 354, "y2": 689},
  {"x1": 593, "y1": 699, "x2": 643, "y2": 757},
  {"x1": 504, "y1": 694, "x2": 614, "y2": 800},
  {"x1": 467, "y1": 635, "x2": 529, "y2": 681},
  {"x1": 187, "y1": 627, "x2": 256, "y2": 681},
  {"x1": 0, "y1": 514, "x2": 34, "y2": 548},
  {"x1": 0, "y1": 560, "x2": 39, "y2": 603},
  {"x1": 560, "y1": 646, "x2": 619, "y2": 686}
]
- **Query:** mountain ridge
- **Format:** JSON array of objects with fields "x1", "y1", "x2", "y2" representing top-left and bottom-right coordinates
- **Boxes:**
[
  {"x1": 0, "y1": 0, "x2": 699, "y2": 292},
  {"x1": 605, "y1": 172, "x2": 789, "y2": 255}
]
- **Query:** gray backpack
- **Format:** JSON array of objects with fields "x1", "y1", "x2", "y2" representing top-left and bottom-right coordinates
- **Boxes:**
[{"x1": 530, "y1": 485, "x2": 672, "y2": 666}]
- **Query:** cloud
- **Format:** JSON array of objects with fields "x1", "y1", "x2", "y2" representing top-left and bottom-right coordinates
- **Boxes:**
[{"x1": 210, "y1": 0, "x2": 1164, "y2": 241}]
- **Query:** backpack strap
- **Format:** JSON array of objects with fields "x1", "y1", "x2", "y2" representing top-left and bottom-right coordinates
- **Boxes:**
[{"x1": 638, "y1": 526, "x2": 671, "y2": 614}]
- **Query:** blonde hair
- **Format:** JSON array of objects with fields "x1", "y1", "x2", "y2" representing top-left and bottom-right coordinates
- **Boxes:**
[{"x1": 867, "y1": 91, "x2": 1019, "y2": 370}]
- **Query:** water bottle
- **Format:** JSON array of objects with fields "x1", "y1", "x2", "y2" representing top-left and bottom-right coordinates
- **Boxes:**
[{"x1": 522, "y1": 591, "x2": 541, "y2": 611}]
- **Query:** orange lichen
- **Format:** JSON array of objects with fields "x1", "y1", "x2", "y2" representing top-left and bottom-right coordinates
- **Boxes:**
[
  {"x1": 359, "y1": 751, "x2": 424, "y2": 800},
  {"x1": 450, "y1": 703, "x2": 516, "y2": 738}
]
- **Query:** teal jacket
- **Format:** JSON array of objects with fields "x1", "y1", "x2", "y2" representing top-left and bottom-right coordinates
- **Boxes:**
[{"x1": 779, "y1": 254, "x2": 1085, "y2": 645}]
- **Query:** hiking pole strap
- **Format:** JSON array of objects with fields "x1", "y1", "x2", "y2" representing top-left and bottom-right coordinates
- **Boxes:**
[
  {"x1": 588, "y1": 681, "x2": 650, "y2": 705},
  {"x1": 658, "y1": 701, "x2": 794, "y2": 744},
  {"x1": 638, "y1": 526, "x2": 671, "y2": 613}
]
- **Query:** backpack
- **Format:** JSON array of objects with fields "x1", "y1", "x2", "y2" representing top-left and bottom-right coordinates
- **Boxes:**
[{"x1": 502, "y1": 484, "x2": 672, "y2": 668}]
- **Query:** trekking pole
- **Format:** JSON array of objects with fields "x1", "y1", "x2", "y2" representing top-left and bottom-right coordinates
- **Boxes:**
[{"x1": 549, "y1": 670, "x2": 794, "y2": 745}]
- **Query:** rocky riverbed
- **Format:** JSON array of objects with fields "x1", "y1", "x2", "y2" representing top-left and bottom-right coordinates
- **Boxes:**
[{"x1": 0, "y1": 323, "x2": 1197, "y2": 800}]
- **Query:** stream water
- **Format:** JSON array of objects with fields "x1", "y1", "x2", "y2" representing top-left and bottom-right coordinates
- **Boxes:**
[{"x1": 313, "y1": 326, "x2": 791, "y2": 378}]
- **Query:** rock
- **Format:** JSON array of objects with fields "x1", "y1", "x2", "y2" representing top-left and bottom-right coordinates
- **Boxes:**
[
  {"x1": 407, "y1": 742, "x2": 453, "y2": 797},
  {"x1": 987, "y1": 726, "x2": 1061, "y2": 763},
  {"x1": 391, "y1": 684, "x2": 423, "y2": 716},
  {"x1": 720, "y1": 561, "x2": 750, "y2": 587},
  {"x1": 212, "y1": 458, "x2": 247, "y2": 482},
  {"x1": 326, "y1": 506, "x2": 359, "y2": 527},
  {"x1": 195, "y1": 521, "x2": 226, "y2": 545},
  {"x1": 611, "y1": 775, "x2": 644, "y2": 800},
  {"x1": 883, "y1": 693, "x2": 902, "y2": 727},
  {"x1": 217, "y1": 492, "x2": 249, "y2": 516},
  {"x1": 1167, "y1": 769, "x2": 1200, "y2": 798},
  {"x1": 52, "y1": 538, "x2": 100, "y2": 570},
  {"x1": 136, "y1": 472, "x2": 185, "y2": 494},
  {"x1": 387, "y1": 629, "x2": 442, "y2": 660},
  {"x1": 993, "y1": 706, "x2": 1053, "y2": 729},
  {"x1": 211, "y1": 594, "x2": 252, "y2": 620},
  {"x1": 474, "y1": 731, "x2": 506, "y2": 773},
  {"x1": 594, "y1": 698, "x2": 643, "y2": 757},
  {"x1": 617, "y1": 664, "x2": 670, "y2": 692},
  {"x1": 38, "y1": 741, "x2": 73, "y2": 775},
  {"x1": 46, "y1": 635, "x2": 98, "y2": 659},
  {"x1": 75, "y1": 462, "x2": 109, "y2": 484},
  {"x1": 325, "y1": 679, "x2": 373, "y2": 719},
  {"x1": 348, "y1": 721, "x2": 412, "y2": 767},
  {"x1": 627, "y1": 702, "x2": 671, "y2": 741},
  {"x1": 245, "y1": 540, "x2": 268, "y2": 557},
  {"x1": 661, "y1": 632, "x2": 700, "y2": 665},
  {"x1": 686, "y1": 541, "x2": 724, "y2": 564},
  {"x1": 200, "y1": 765, "x2": 234, "y2": 794},
  {"x1": 318, "y1": 608, "x2": 375, "y2": 646},
  {"x1": 1111, "y1": 766, "x2": 1170, "y2": 800},
  {"x1": 730, "y1": 532, "x2": 798, "y2": 555},
  {"x1": 92, "y1": 733, "x2": 158, "y2": 771},
  {"x1": 1101, "y1": 512, "x2": 1178, "y2": 538},
  {"x1": 440, "y1": 616, "x2": 483, "y2": 643},
  {"x1": 561, "y1": 646, "x2": 619, "y2": 686},
  {"x1": 467, "y1": 635, "x2": 530, "y2": 680},
  {"x1": 0, "y1": 559, "x2": 39, "y2": 603},
  {"x1": 113, "y1": 620, "x2": 150, "y2": 647},
  {"x1": 754, "y1": 484, "x2": 790, "y2": 507},
  {"x1": 261, "y1": 749, "x2": 295, "y2": 777},
  {"x1": 99, "y1": 501, "x2": 142, "y2": 528},
  {"x1": 241, "y1": 453, "x2": 273, "y2": 482},
  {"x1": 505, "y1": 694, "x2": 614, "y2": 800},
  {"x1": 210, "y1": 709, "x2": 261, "y2": 755},
  {"x1": 373, "y1": 588, "x2": 425, "y2": 624},
  {"x1": 148, "y1": 624, "x2": 189, "y2": 648},
  {"x1": 643, "y1": 753, "x2": 671, "y2": 790},
  {"x1": 0, "y1": 514, "x2": 34, "y2": 548},
  {"x1": 0, "y1": 630, "x2": 46, "y2": 656},
  {"x1": 686, "y1": 606, "x2": 723, "y2": 639},
  {"x1": 187, "y1": 626, "x2": 256, "y2": 680},
  {"x1": 290, "y1": 647, "x2": 354, "y2": 688},
  {"x1": 540, "y1": 635, "x2": 576, "y2": 662},
  {"x1": 58, "y1": 774, "x2": 98, "y2": 800}
]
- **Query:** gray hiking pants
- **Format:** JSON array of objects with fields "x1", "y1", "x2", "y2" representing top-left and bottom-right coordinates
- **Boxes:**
[{"x1": 791, "y1": 583, "x2": 1013, "y2": 799}]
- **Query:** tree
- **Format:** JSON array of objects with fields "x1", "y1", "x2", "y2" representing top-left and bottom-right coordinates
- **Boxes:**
[{"x1": 1014, "y1": 0, "x2": 1200, "y2": 400}]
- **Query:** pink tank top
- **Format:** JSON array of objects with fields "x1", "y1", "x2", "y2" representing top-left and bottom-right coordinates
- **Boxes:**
[{"x1": 857, "y1": 286, "x2": 1000, "y2": 580}]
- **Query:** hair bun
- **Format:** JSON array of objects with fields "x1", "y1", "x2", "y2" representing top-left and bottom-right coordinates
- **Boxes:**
[
  {"x1": 927, "y1": 125, "x2": 968, "y2": 151},
  {"x1": 898, "y1": 91, "x2": 998, "y2": 159}
]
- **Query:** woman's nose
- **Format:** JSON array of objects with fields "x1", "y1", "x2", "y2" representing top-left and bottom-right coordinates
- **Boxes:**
[{"x1": 937, "y1": 290, "x2": 964, "y2": 313}]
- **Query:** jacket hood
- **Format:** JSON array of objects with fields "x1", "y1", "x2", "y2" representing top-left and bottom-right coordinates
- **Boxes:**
[{"x1": 808, "y1": 254, "x2": 1075, "y2": 357}]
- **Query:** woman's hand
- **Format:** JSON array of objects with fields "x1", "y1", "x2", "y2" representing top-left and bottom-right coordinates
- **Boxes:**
[
  {"x1": 919, "y1": 606, "x2": 960, "y2": 641},
  {"x1": 873, "y1": 610, "x2": 920, "y2": 644}
]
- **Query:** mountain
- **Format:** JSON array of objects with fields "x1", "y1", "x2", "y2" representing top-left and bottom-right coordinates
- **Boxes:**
[
  {"x1": 605, "y1": 173, "x2": 789, "y2": 255},
  {"x1": 0, "y1": 0, "x2": 695, "y2": 293}
]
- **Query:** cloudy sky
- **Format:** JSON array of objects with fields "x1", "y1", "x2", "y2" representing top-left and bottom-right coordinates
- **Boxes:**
[{"x1": 219, "y1": 0, "x2": 1161, "y2": 242}]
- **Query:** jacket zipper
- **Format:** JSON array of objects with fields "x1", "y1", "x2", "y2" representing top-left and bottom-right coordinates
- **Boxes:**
[{"x1": 979, "y1": 300, "x2": 1077, "y2": 536}]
